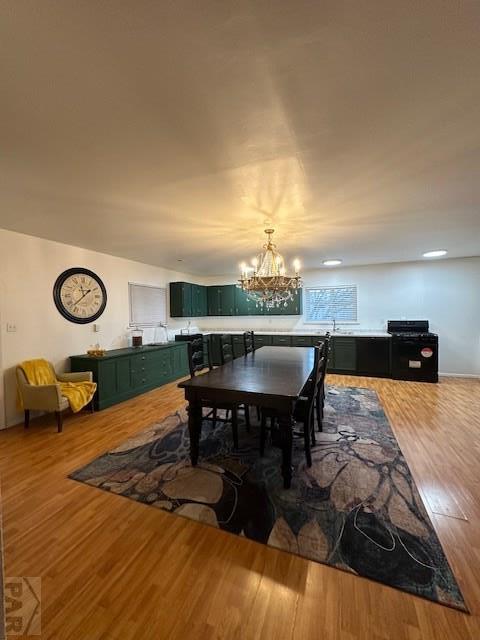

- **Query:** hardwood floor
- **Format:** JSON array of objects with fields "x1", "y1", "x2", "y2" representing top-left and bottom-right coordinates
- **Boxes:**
[{"x1": 0, "y1": 374, "x2": 479, "y2": 639}]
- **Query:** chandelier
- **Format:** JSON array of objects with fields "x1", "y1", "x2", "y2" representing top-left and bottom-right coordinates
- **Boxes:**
[{"x1": 238, "y1": 229, "x2": 302, "y2": 309}]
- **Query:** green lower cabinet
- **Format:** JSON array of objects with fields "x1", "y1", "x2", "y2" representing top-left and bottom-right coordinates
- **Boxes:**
[
  {"x1": 271, "y1": 335, "x2": 292, "y2": 346},
  {"x1": 254, "y1": 335, "x2": 273, "y2": 348},
  {"x1": 70, "y1": 344, "x2": 188, "y2": 410},
  {"x1": 291, "y1": 335, "x2": 315, "y2": 347}
]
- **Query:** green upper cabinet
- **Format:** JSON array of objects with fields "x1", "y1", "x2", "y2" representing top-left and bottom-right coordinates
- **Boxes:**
[
  {"x1": 170, "y1": 281, "x2": 303, "y2": 317},
  {"x1": 234, "y1": 287, "x2": 262, "y2": 316},
  {"x1": 207, "y1": 285, "x2": 235, "y2": 316},
  {"x1": 169, "y1": 282, "x2": 192, "y2": 317},
  {"x1": 262, "y1": 291, "x2": 303, "y2": 316},
  {"x1": 191, "y1": 284, "x2": 207, "y2": 317}
]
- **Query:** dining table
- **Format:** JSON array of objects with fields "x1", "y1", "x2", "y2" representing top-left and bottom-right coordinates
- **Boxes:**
[{"x1": 178, "y1": 346, "x2": 315, "y2": 489}]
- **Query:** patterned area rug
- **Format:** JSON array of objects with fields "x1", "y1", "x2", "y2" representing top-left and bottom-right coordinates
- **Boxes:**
[{"x1": 70, "y1": 386, "x2": 466, "y2": 611}]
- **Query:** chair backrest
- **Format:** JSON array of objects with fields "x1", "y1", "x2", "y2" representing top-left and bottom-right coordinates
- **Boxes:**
[
  {"x1": 300, "y1": 349, "x2": 325, "y2": 425},
  {"x1": 243, "y1": 331, "x2": 255, "y2": 354},
  {"x1": 187, "y1": 337, "x2": 211, "y2": 378},
  {"x1": 220, "y1": 334, "x2": 234, "y2": 364}
]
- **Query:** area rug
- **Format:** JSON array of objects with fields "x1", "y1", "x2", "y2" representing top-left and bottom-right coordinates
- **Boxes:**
[{"x1": 70, "y1": 386, "x2": 467, "y2": 611}]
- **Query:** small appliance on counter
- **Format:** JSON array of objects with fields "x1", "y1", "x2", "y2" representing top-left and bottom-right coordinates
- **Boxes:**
[{"x1": 387, "y1": 320, "x2": 438, "y2": 383}]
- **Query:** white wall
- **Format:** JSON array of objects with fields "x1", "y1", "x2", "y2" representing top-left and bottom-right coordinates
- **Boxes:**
[
  {"x1": 0, "y1": 228, "x2": 201, "y2": 427},
  {"x1": 198, "y1": 258, "x2": 480, "y2": 377}
]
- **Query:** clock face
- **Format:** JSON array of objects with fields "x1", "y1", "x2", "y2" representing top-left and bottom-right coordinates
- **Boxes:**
[{"x1": 53, "y1": 268, "x2": 107, "y2": 324}]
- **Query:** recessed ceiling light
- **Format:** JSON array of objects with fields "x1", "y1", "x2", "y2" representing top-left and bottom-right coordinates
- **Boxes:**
[
  {"x1": 177, "y1": 259, "x2": 184, "y2": 262},
  {"x1": 422, "y1": 250, "x2": 447, "y2": 258},
  {"x1": 323, "y1": 259, "x2": 342, "y2": 266}
]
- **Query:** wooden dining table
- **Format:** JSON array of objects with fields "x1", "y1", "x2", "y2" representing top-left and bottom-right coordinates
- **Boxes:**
[{"x1": 178, "y1": 346, "x2": 315, "y2": 489}]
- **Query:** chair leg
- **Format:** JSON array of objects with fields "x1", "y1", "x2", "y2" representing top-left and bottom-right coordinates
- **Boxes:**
[
  {"x1": 244, "y1": 405, "x2": 250, "y2": 432},
  {"x1": 55, "y1": 411, "x2": 63, "y2": 433},
  {"x1": 212, "y1": 407, "x2": 217, "y2": 427},
  {"x1": 311, "y1": 413, "x2": 316, "y2": 446},
  {"x1": 231, "y1": 408, "x2": 239, "y2": 449},
  {"x1": 260, "y1": 412, "x2": 266, "y2": 456},
  {"x1": 316, "y1": 394, "x2": 323, "y2": 432},
  {"x1": 90, "y1": 399, "x2": 95, "y2": 413},
  {"x1": 304, "y1": 420, "x2": 312, "y2": 467},
  {"x1": 256, "y1": 406, "x2": 261, "y2": 421},
  {"x1": 24, "y1": 410, "x2": 30, "y2": 429}
]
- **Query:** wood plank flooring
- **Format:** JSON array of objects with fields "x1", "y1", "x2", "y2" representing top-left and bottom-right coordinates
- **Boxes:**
[{"x1": 0, "y1": 374, "x2": 479, "y2": 639}]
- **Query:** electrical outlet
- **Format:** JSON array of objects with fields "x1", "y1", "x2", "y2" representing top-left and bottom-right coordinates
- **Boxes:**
[{"x1": 6, "y1": 323, "x2": 17, "y2": 332}]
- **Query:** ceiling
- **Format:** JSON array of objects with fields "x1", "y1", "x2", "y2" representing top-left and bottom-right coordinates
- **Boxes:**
[{"x1": 1, "y1": 1, "x2": 480, "y2": 275}]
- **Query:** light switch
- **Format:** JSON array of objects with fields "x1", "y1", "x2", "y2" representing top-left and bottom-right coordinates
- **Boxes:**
[
  {"x1": 93, "y1": 324, "x2": 100, "y2": 332},
  {"x1": 6, "y1": 323, "x2": 17, "y2": 332}
]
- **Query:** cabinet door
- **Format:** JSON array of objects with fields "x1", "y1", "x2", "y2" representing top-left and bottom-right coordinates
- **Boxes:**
[
  {"x1": 234, "y1": 287, "x2": 250, "y2": 315},
  {"x1": 220, "y1": 285, "x2": 235, "y2": 315},
  {"x1": 263, "y1": 292, "x2": 302, "y2": 316},
  {"x1": 191, "y1": 284, "x2": 207, "y2": 316},
  {"x1": 169, "y1": 282, "x2": 192, "y2": 317},
  {"x1": 207, "y1": 287, "x2": 222, "y2": 316},
  {"x1": 332, "y1": 337, "x2": 357, "y2": 371},
  {"x1": 234, "y1": 287, "x2": 262, "y2": 316}
]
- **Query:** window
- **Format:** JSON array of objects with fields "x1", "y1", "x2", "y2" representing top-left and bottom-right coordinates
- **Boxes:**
[
  {"x1": 304, "y1": 285, "x2": 358, "y2": 323},
  {"x1": 129, "y1": 283, "x2": 166, "y2": 326}
]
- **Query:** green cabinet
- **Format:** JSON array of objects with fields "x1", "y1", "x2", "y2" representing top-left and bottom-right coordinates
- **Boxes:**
[
  {"x1": 291, "y1": 335, "x2": 317, "y2": 347},
  {"x1": 169, "y1": 282, "x2": 192, "y2": 317},
  {"x1": 191, "y1": 284, "x2": 207, "y2": 316},
  {"x1": 170, "y1": 281, "x2": 303, "y2": 317},
  {"x1": 254, "y1": 334, "x2": 273, "y2": 348},
  {"x1": 207, "y1": 285, "x2": 235, "y2": 316},
  {"x1": 170, "y1": 282, "x2": 207, "y2": 317},
  {"x1": 271, "y1": 335, "x2": 292, "y2": 346},
  {"x1": 234, "y1": 287, "x2": 262, "y2": 316},
  {"x1": 263, "y1": 292, "x2": 302, "y2": 316},
  {"x1": 70, "y1": 343, "x2": 188, "y2": 410}
]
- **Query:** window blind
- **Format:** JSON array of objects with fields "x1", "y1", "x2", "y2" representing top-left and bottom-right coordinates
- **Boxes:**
[
  {"x1": 305, "y1": 285, "x2": 358, "y2": 323},
  {"x1": 128, "y1": 283, "x2": 166, "y2": 326}
]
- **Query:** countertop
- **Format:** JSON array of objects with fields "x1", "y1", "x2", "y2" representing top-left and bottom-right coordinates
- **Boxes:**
[{"x1": 193, "y1": 330, "x2": 391, "y2": 338}]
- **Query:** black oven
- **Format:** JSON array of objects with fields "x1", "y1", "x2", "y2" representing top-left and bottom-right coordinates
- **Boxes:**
[{"x1": 388, "y1": 321, "x2": 438, "y2": 383}]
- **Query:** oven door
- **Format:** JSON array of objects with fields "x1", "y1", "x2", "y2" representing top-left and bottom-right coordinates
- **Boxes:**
[{"x1": 391, "y1": 338, "x2": 438, "y2": 382}]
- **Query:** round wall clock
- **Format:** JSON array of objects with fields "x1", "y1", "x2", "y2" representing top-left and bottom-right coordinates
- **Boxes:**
[{"x1": 53, "y1": 268, "x2": 107, "y2": 324}]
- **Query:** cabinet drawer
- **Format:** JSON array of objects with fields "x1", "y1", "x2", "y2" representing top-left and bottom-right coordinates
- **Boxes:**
[
  {"x1": 255, "y1": 335, "x2": 272, "y2": 347},
  {"x1": 291, "y1": 336, "x2": 312, "y2": 347},
  {"x1": 271, "y1": 335, "x2": 292, "y2": 346}
]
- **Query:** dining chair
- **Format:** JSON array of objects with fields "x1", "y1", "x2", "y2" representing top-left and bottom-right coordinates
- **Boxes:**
[
  {"x1": 315, "y1": 333, "x2": 331, "y2": 431},
  {"x1": 220, "y1": 334, "x2": 234, "y2": 364},
  {"x1": 260, "y1": 347, "x2": 326, "y2": 467},
  {"x1": 187, "y1": 340, "x2": 239, "y2": 447},
  {"x1": 187, "y1": 336, "x2": 209, "y2": 377},
  {"x1": 219, "y1": 334, "x2": 251, "y2": 433},
  {"x1": 243, "y1": 331, "x2": 260, "y2": 419},
  {"x1": 243, "y1": 331, "x2": 255, "y2": 354}
]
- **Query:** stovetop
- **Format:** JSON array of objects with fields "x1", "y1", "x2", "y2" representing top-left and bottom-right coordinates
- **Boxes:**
[{"x1": 389, "y1": 331, "x2": 438, "y2": 339}]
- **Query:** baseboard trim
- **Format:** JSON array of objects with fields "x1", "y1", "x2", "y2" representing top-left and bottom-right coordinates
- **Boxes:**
[{"x1": 439, "y1": 372, "x2": 480, "y2": 379}]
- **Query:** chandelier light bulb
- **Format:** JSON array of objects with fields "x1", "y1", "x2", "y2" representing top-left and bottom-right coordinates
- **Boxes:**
[{"x1": 293, "y1": 259, "x2": 301, "y2": 272}]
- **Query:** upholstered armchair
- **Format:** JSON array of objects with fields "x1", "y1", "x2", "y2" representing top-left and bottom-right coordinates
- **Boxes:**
[{"x1": 16, "y1": 364, "x2": 94, "y2": 432}]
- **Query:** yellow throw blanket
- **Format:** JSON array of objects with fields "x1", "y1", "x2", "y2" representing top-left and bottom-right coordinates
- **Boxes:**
[{"x1": 19, "y1": 358, "x2": 97, "y2": 413}]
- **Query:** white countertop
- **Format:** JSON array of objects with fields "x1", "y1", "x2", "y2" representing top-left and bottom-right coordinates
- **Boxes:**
[{"x1": 193, "y1": 330, "x2": 391, "y2": 338}]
